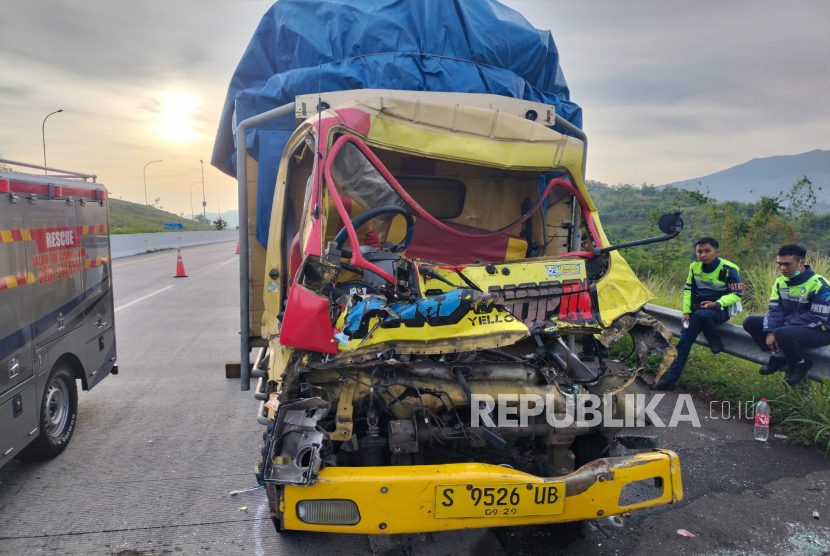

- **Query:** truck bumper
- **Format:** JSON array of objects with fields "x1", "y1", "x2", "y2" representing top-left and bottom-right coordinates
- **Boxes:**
[{"x1": 280, "y1": 449, "x2": 682, "y2": 534}]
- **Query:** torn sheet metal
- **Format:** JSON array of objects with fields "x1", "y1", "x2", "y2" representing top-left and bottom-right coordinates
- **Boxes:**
[
  {"x1": 598, "y1": 310, "x2": 678, "y2": 384},
  {"x1": 262, "y1": 397, "x2": 328, "y2": 486}
]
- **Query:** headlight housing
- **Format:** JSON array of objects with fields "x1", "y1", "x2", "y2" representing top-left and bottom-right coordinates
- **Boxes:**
[{"x1": 296, "y1": 499, "x2": 360, "y2": 525}]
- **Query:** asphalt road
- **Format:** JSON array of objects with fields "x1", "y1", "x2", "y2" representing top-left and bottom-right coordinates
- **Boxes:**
[{"x1": 1, "y1": 241, "x2": 828, "y2": 555}]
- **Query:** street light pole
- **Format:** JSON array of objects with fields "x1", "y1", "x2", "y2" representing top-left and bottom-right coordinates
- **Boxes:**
[
  {"x1": 189, "y1": 181, "x2": 201, "y2": 223},
  {"x1": 200, "y1": 159, "x2": 207, "y2": 229},
  {"x1": 42, "y1": 109, "x2": 63, "y2": 175},
  {"x1": 143, "y1": 160, "x2": 162, "y2": 229}
]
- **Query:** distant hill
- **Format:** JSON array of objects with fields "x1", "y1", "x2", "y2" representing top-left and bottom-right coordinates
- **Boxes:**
[
  {"x1": 202, "y1": 210, "x2": 240, "y2": 228},
  {"x1": 109, "y1": 198, "x2": 209, "y2": 232},
  {"x1": 661, "y1": 149, "x2": 830, "y2": 212}
]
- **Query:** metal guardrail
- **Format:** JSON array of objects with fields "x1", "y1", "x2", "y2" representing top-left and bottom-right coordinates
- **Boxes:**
[{"x1": 644, "y1": 304, "x2": 830, "y2": 383}]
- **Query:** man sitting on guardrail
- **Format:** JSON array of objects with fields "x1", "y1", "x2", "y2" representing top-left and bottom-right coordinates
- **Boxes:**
[
  {"x1": 742, "y1": 244, "x2": 830, "y2": 385},
  {"x1": 654, "y1": 237, "x2": 743, "y2": 391}
]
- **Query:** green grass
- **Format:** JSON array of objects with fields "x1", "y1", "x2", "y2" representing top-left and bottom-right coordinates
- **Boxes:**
[
  {"x1": 108, "y1": 198, "x2": 207, "y2": 233},
  {"x1": 609, "y1": 268, "x2": 830, "y2": 450},
  {"x1": 777, "y1": 379, "x2": 830, "y2": 453}
]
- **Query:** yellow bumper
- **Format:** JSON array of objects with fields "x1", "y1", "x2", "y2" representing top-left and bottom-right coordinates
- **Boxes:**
[{"x1": 281, "y1": 449, "x2": 682, "y2": 534}]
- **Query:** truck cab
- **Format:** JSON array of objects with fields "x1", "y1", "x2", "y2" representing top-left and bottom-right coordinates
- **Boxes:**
[{"x1": 233, "y1": 92, "x2": 684, "y2": 534}]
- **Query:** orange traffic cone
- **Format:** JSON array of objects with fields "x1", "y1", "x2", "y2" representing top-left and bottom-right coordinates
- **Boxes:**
[
  {"x1": 174, "y1": 248, "x2": 188, "y2": 278},
  {"x1": 235, "y1": 238, "x2": 240, "y2": 254}
]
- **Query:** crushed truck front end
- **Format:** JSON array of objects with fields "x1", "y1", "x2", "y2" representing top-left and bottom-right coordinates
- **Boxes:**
[
  {"x1": 279, "y1": 453, "x2": 682, "y2": 534},
  {"x1": 249, "y1": 94, "x2": 682, "y2": 533}
]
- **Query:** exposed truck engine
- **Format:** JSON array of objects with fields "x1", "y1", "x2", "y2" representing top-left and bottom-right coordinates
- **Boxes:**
[{"x1": 213, "y1": 0, "x2": 684, "y2": 535}]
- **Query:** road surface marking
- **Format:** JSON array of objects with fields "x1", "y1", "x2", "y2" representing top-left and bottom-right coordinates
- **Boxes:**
[
  {"x1": 113, "y1": 244, "x2": 226, "y2": 268},
  {"x1": 255, "y1": 500, "x2": 267, "y2": 556},
  {"x1": 114, "y1": 285, "x2": 175, "y2": 313},
  {"x1": 221, "y1": 257, "x2": 238, "y2": 266}
]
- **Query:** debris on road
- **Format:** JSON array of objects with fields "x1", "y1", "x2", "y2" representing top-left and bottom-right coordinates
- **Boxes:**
[
  {"x1": 238, "y1": 507, "x2": 248, "y2": 511},
  {"x1": 677, "y1": 529, "x2": 696, "y2": 538},
  {"x1": 606, "y1": 515, "x2": 625, "y2": 528},
  {"x1": 814, "y1": 511, "x2": 820, "y2": 519},
  {"x1": 229, "y1": 485, "x2": 264, "y2": 496}
]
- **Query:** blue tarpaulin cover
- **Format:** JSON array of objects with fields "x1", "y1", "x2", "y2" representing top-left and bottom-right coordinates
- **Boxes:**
[{"x1": 212, "y1": 0, "x2": 582, "y2": 248}]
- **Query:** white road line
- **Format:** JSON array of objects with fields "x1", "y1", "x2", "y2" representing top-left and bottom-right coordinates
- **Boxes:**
[
  {"x1": 254, "y1": 500, "x2": 267, "y2": 556},
  {"x1": 114, "y1": 285, "x2": 175, "y2": 313},
  {"x1": 221, "y1": 257, "x2": 238, "y2": 266}
]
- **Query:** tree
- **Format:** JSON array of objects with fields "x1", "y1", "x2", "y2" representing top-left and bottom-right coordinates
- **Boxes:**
[
  {"x1": 781, "y1": 175, "x2": 818, "y2": 220},
  {"x1": 213, "y1": 217, "x2": 228, "y2": 230}
]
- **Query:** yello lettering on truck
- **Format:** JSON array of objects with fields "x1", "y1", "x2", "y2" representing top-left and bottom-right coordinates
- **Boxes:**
[
  {"x1": 0, "y1": 159, "x2": 117, "y2": 468},
  {"x1": 213, "y1": 0, "x2": 685, "y2": 535}
]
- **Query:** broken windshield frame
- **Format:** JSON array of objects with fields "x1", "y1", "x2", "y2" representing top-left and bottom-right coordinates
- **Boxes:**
[{"x1": 322, "y1": 133, "x2": 602, "y2": 280}]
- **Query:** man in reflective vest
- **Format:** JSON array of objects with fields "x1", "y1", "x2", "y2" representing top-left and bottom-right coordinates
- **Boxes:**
[
  {"x1": 743, "y1": 244, "x2": 830, "y2": 385},
  {"x1": 654, "y1": 237, "x2": 743, "y2": 391}
]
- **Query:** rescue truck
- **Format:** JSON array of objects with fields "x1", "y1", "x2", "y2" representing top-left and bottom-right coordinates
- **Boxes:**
[{"x1": 0, "y1": 159, "x2": 117, "y2": 468}]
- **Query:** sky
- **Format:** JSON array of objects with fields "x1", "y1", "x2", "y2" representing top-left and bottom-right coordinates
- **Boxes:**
[{"x1": 1, "y1": 0, "x2": 828, "y2": 218}]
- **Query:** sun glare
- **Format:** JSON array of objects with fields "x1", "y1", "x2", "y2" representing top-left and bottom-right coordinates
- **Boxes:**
[{"x1": 157, "y1": 90, "x2": 198, "y2": 142}]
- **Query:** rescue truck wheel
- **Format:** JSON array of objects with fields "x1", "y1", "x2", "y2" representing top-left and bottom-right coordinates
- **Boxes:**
[{"x1": 17, "y1": 361, "x2": 78, "y2": 461}]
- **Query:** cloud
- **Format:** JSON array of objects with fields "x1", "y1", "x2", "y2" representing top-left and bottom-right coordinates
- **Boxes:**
[
  {"x1": 0, "y1": 1, "x2": 255, "y2": 85},
  {"x1": 502, "y1": 0, "x2": 830, "y2": 184},
  {"x1": 0, "y1": 1, "x2": 271, "y2": 213},
  {"x1": 0, "y1": 0, "x2": 827, "y2": 211}
]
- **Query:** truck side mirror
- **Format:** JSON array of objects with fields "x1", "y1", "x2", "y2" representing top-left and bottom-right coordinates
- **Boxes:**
[
  {"x1": 658, "y1": 212, "x2": 684, "y2": 235},
  {"x1": 593, "y1": 211, "x2": 683, "y2": 257}
]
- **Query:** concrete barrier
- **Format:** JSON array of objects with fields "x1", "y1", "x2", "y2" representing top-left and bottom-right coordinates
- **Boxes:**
[{"x1": 111, "y1": 230, "x2": 238, "y2": 259}]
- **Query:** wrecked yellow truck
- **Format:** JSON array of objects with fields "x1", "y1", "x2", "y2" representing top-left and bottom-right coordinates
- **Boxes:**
[
  {"x1": 212, "y1": 0, "x2": 683, "y2": 535},
  {"x1": 229, "y1": 92, "x2": 683, "y2": 534}
]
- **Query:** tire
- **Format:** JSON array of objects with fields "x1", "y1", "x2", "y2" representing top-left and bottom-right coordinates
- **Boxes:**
[
  {"x1": 266, "y1": 484, "x2": 289, "y2": 535},
  {"x1": 17, "y1": 361, "x2": 78, "y2": 461}
]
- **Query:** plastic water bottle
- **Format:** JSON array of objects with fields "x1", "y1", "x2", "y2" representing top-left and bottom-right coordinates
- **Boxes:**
[{"x1": 754, "y1": 398, "x2": 770, "y2": 442}]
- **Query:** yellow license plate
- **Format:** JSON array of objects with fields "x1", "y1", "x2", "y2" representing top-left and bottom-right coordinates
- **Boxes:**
[{"x1": 434, "y1": 483, "x2": 565, "y2": 518}]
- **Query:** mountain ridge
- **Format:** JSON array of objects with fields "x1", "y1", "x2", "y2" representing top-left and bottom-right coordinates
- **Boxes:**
[{"x1": 659, "y1": 149, "x2": 830, "y2": 211}]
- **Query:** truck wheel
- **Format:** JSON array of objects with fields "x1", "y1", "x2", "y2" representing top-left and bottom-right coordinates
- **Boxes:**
[
  {"x1": 17, "y1": 361, "x2": 78, "y2": 461},
  {"x1": 266, "y1": 484, "x2": 289, "y2": 535}
]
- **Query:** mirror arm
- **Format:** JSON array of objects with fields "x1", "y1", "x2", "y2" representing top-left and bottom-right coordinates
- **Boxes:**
[
  {"x1": 592, "y1": 210, "x2": 683, "y2": 256},
  {"x1": 592, "y1": 230, "x2": 680, "y2": 257}
]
